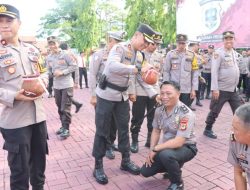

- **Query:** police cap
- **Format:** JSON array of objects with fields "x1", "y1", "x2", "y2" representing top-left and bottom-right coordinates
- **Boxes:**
[
  {"x1": 223, "y1": 31, "x2": 235, "y2": 38},
  {"x1": 47, "y1": 36, "x2": 59, "y2": 43},
  {"x1": 176, "y1": 34, "x2": 188, "y2": 43},
  {"x1": 0, "y1": 4, "x2": 20, "y2": 19},
  {"x1": 108, "y1": 31, "x2": 126, "y2": 41},
  {"x1": 208, "y1": 44, "x2": 214, "y2": 49},
  {"x1": 137, "y1": 23, "x2": 155, "y2": 43},
  {"x1": 153, "y1": 31, "x2": 163, "y2": 44}
]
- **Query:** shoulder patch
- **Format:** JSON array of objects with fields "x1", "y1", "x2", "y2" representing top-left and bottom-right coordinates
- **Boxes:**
[
  {"x1": 180, "y1": 105, "x2": 189, "y2": 114},
  {"x1": 180, "y1": 117, "x2": 188, "y2": 131}
]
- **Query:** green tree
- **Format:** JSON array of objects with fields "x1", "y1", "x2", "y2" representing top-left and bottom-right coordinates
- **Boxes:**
[{"x1": 125, "y1": 0, "x2": 176, "y2": 45}]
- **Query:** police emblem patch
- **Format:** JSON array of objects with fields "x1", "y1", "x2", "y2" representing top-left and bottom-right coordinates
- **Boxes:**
[
  {"x1": 4, "y1": 59, "x2": 13, "y2": 65},
  {"x1": 180, "y1": 118, "x2": 188, "y2": 131},
  {"x1": 8, "y1": 66, "x2": 16, "y2": 74}
]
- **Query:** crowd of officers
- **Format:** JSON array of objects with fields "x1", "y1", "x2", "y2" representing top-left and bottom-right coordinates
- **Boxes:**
[{"x1": 0, "y1": 3, "x2": 250, "y2": 190}]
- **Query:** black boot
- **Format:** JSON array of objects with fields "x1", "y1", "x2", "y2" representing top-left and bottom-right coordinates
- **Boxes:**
[
  {"x1": 196, "y1": 100, "x2": 203, "y2": 107},
  {"x1": 203, "y1": 129, "x2": 217, "y2": 139},
  {"x1": 93, "y1": 159, "x2": 108, "y2": 185},
  {"x1": 130, "y1": 133, "x2": 139, "y2": 153},
  {"x1": 105, "y1": 147, "x2": 115, "y2": 160},
  {"x1": 167, "y1": 182, "x2": 184, "y2": 190},
  {"x1": 144, "y1": 132, "x2": 151, "y2": 148},
  {"x1": 120, "y1": 153, "x2": 140, "y2": 175}
]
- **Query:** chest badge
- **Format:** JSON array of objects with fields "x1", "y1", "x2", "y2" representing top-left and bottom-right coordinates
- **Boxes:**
[{"x1": 8, "y1": 66, "x2": 16, "y2": 74}]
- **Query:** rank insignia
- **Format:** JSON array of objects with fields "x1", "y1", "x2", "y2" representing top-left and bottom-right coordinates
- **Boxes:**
[
  {"x1": 8, "y1": 66, "x2": 16, "y2": 74},
  {"x1": 214, "y1": 53, "x2": 219, "y2": 59},
  {"x1": 175, "y1": 116, "x2": 180, "y2": 124},
  {"x1": 180, "y1": 105, "x2": 189, "y2": 113},
  {"x1": 4, "y1": 59, "x2": 12, "y2": 65},
  {"x1": 180, "y1": 118, "x2": 188, "y2": 131},
  {"x1": 0, "y1": 49, "x2": 7, "y2": 55}
]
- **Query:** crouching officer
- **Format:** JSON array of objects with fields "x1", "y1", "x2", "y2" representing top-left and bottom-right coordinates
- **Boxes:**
[
  {"x1": 46, "y1": 36, "x2": 78, "y2": 139},
  {"x1": 141, "y1": 81, "x2": 197, "y2": 190},
  {"x1": 0, "y1": 4, "x2": 48, "y2": 190},
  {"x1": 92, "y1": 23, "x2": 156, "y2": 185},
  {"x1": 228, "y1": 104, "x2": 250, "y2": 189}
]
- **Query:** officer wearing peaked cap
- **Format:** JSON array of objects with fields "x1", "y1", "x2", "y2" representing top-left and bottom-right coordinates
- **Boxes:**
[
  {"x1": 203, "y1": 31, "x2": 242, "y2": 139},
  {"x1": 163, "y1": 34, "x2": 199, "y2": 111},
  {"x1": 92, "y1": 23, "x2": 156, "y2": 185},
  {"x1": 89, "y1": 30, "x2": 125, "y2": 160},
  {"x1": 0, "y1": 4, "x2": 49, "y2": 190}
]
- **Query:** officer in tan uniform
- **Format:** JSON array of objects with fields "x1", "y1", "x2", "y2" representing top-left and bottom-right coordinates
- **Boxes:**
[
  {"x1": 0, "y1": 4, "x2": 48, "y2": 190},
  {"x1": 140, "y1": 81, "x2": 197, "y2": 190},
  {"x1": 89, "y1": 31, "x2": 125, "y2": 159},
  {"x1": 46, "y1": 36, "x2": 78, "y2": 139},
  {"x1": 203, "y1": 31, "x2": 242, "y2": 139},
  {"x1": 200, "y1": 45, "x2": 214, "y2": 100},
  {"x1": 228, "y1": 103, "x2": 250, "y2": 189},
  {"x1": 163, "y1": 34, "x2": 199, "y2": 111},
  {"x1": 92, "y1": 23, "x2": 156, "y2": 185},
  {"x1": 129, "y1": 32, "x2": 163, "y2": 153}
]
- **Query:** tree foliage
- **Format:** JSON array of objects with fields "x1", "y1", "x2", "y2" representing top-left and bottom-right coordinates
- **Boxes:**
[{"x1": 125, "y1": 0, "x2": 176, "y2": 45}]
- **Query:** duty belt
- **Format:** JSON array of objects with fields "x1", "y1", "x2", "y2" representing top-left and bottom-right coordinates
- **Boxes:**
[{"x1": 106, "y1": 81, "x2": 128, "y2": 92}]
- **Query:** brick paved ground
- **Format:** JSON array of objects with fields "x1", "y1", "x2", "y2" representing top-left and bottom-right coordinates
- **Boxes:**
[{"x1": 0, "y1": 88, "x2": 243, "y2": 190}]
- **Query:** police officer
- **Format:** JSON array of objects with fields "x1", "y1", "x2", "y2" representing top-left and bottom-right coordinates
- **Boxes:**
[
  {"x1": 203, "y1": 31, "x2": 242, "y2": 139},
  {"x1": 129, "y1": 32, "x2": 163, "y2": 153},
  {"x1": 92, "y1": 23, "x2": 156, "y2": 185},
  {"x1": 46, "y1": 36, "x2": 78, "y2": 139},
  {"x1": 163, "y1": 34, "x2": 199, "y2": 111},
  {"x1": 200, "y1": 45, "x2": 214, "y2": 100},
  {"x1": 237, "y1": 51, "x2": 248, "y2": 94},
  {"x1": 0, "y1": 4, "x2": 48, "y2": 190},
  {"x1": 245, "y1": 50, "x2": 250, "y2": 102},
  {"x1": 89, "y1": 31, "x2": 125, "y2": 159},
  {"x1": 140, "y1": 81, "x2": 197, "y2": 190},
  {"x1": 228, "y1": 103, "x2": 250, "y2": 189}
]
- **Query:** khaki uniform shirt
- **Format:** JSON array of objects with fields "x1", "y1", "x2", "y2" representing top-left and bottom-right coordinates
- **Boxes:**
[
  {"x1": 152, "y1": 101, "x2": 196, "y2": 144},
  {"x1": 211, "y1": 48, "x2": 240, "y2": 92},
  {"x1": 89, "y1": 48, "x2": 108, "y2": 96},
  {"x1": 163, "y1": 49, "x2": 199, "y2": 93},
  {"x1": 239, "y1": 56, "x2": 249, "y2": 74},
  {"x1": 46, "y1": 50, "x2": 77, "y2": 89},
  {"x1": 228, "y1": 135, "x2": 250, "y2": 187},
  {"x1": 96, "y1": 41, "x2": 142, "y2": 101},
  {"x1": 0, "y1": 41, "x2": 47, "y2": 129}
]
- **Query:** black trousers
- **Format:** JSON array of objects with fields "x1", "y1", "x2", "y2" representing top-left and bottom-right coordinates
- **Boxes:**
[
  {"x1": 141, "y1": 144, "x2": 197, "y2": 184},
  {"x1": 201, "y1": 72, "x2": 211, "y2": 97},
  {"x1": 180, "y1": 93, "x2": 192, "y2": 107},
  {"x1": 54, "y1": 87, "x2": 73, "y2": 129},
  {"x1": 92, "y1": 96, "x2": 130, "y2": 159},
  {"x1": 246, "y1": 77, "x2": 250, "y2": 98},
  {"x1": 237, "y1": 73, "x2": 248, "y2": 93},
  {"x1": 48, "y1": 77, "x2": 53, "y2": 95},
  {"x1": 205, "y1": 90, "x2": 241, "y2": 130},
  {"x1": 79, "y1": 67, "x2": 88, "y2": 88},
  {"x1": 130, "y1": 96, "x2": 156, "y2": 134},
  {"x1": 0, "y1": 121, "x2": 48, "y2": 190},
  {"x1": 106, "y1": 115, "x2": 117, "y2": 149}
]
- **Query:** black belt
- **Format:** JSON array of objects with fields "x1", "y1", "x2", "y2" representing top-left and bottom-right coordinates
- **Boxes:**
[{"x1": 106, "y1": 81, "x2": 128, "y2": 92}]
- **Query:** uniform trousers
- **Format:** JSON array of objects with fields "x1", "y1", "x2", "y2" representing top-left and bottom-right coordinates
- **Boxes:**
[
  {"x1": 0, "y1": 121, "x2": 48, "y2": 190},
  {"x1": 246, "y1": 77, "x2": 250, "y2": 98},
  {"x1": 54, "y1": 87, "x2": 73, "y2": 129},
  {"x1": 179, "y1": 93, "x2": 192, "y2": 107},
  {"x1": 48, "y1": 77, "x2": 53, "y2": 95},
  {"x1": 201, "y1": 72, "x2": 211, "y2": 97},
  {"x1": 79, "y1": 67, "x2": 88, "y2": 88},
  {"x1": 205, "y1": 90, "x2": 241, "y2": 130},
  {"x1": 237, "y1": 73, "x2": 248, "y2": 93},
  {"x1": 141, "y1": 144, "x2": 197, "y2": 184},
  {"x1": 92, "y1": 96, "x2": 130, "y2": 159},
  {"x1": 130, "y1": 96, "x2": 156, "y2": 133}
]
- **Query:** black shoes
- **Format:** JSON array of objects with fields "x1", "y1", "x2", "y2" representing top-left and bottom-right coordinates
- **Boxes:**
[
  {"x1": 56, "y1": 127, "x2": 64, "y2": 135},
  {"x1": 205, "y1": 95, "x2": 211, "y2": 99},
  {"x1": 167, "y1": 182, "x2": 184, "y2": 190},
  {"x1": 75, "y1": 103, "x2": 83, "y2": 113},
  {"x1": 105, "y1": 148, "x2": 115, "y2": 160},
  {"x1": 48, "y1": 94, "x2": 53, "y2": 98},
  {"x1": 60, "y1": 129, "x2": 70, "y2": 138},
  {"x1": 203, "y1": 129, "x2": 217, "y2": 139},
  {"x1": 196, "y1": 101, "x2": 203, "y2": 107},
  {"x1": 130, "y1": 134, "x2": 139, "y2": 153},
  {"x1": 120, "y1": 159, "x2": 140, "y2": 175},
  {"x1": 93, "y1": 159, "x2": 108, "y2": 185}
]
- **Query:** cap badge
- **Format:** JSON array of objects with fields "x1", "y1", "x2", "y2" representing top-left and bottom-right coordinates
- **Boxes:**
[
  {"x1": 180, "y1": 36, "x2": 184, "y2": 40},
  {"x1": 226, "y1": 32, "x2": 231, "y2": 36},
  {"x1": 0, "y1": 5, "x2": 7, "y2": 13}
]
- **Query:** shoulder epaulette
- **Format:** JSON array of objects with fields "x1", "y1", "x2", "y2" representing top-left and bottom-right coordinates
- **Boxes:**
[{"x1": 180, "y1": 105, "x2": 189, "y2": 114}]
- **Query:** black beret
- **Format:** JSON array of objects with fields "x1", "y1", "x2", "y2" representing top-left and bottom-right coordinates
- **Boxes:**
[
  {"x1": 0, "y1": 4, "x2": 20, "y2": 19},
  {"x1": 223, "y1": 31, "x2": 235, "y2": 38},
  {"x1": 137, "y1": 23, "x2": 155, "y2": 43}
]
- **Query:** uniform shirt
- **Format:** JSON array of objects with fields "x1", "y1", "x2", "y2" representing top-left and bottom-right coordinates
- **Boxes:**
[
  {"x1": 128, "y1": 50, "x2": 161, "y2": 98},
  {"x1": 211, "y1": 48, "x2": 240, "y2": 92},
  {"x1": 238, "y1": 54, "x2": 248, "y2": 74},
  {"x1": 46, "y1": 50, "x2": 77, "y2": 89},
  {"x1": 228, "y1": 135, "x2": 250, "y2": 187},
  {"x1": 203, "y1": 53, "x2": 213, "y2": 73},
  {"x1": 152, "y1": 101, "x2": 196, "y2": 144},
  {"x1": 96, "y1": 41, "x2": 142, "y2": 101},
  {"x1": 163, "y1": 49, "x2": 199, "y2": 93},
  {"x1": 89, "y1": 48, "x2": 108, "y2": 96},
  {"x1": 0, "y1": 41, "x2": 47, "y2": 129}
]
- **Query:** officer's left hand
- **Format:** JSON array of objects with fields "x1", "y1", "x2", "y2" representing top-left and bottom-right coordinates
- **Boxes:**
[
  {"x1": 54, "y1": 70, "x2": 63, "y2": 77},
  {"x1": 129, "y1": 94, "x2": 136, "y2": 102},
  {"x1": 190, "y1": 90, "x2": 196, "y2": 99}
]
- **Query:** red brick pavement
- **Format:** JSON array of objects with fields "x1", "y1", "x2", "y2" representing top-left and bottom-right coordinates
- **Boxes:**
[{"x1": 0, "y1": 89, "x2": 240, "y2": 190}]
